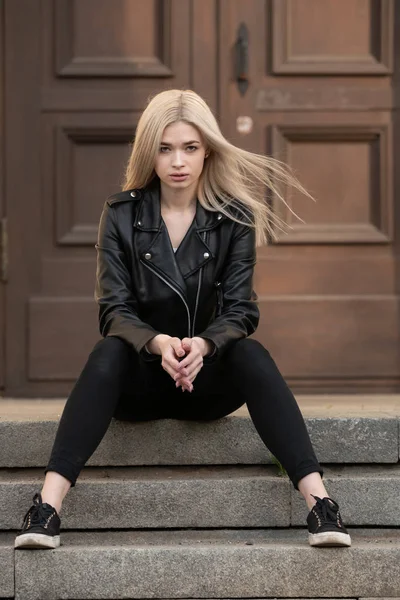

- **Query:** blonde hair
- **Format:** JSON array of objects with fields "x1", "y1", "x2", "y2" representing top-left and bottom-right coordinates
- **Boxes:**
[{"x1": 123, "y1": 89, "x2": 311, "y2": 246}]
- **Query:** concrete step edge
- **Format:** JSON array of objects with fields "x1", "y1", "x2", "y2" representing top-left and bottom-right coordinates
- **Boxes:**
[
  {"x1": 2, "y1": 396, "x2": 400, "y2": 419},
  {"x1": 0, "y1": 464, "x2": 284, "y2": 482},
  {"x1": 11, "y1": 529, "x2": 400, "y2": 600},
  {"x1": 1, "y1": 415, "x2": 398, "y2": 467},
  {"x1": 2, "y1": 463, "x2": 400, "y2": 481}
]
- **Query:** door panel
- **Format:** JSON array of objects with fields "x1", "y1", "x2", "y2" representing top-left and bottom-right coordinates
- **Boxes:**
[
  {"x1": 272, "y1": 0, "x2": 393, "y2": 74},
  {"x1": 55, "y1": 0, "x2": 174, "y2": 77},
  {"x1": 218, "y1": 0, "x2": 399, "y2": 392},
  {"x1": 5, "y1": 0, "x2": 218, "y2": 396},
  {"x1": 270, "y1": 123, "x2": 392, "y2": 243}
]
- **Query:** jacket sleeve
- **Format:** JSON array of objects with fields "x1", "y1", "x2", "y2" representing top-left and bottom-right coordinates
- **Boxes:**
[
  {"x1": 197, "y1": 221, "x2": 259, "y2": 358},
  {"x1": 95, "y1": 201, "x2": 161, "y2": 357}
]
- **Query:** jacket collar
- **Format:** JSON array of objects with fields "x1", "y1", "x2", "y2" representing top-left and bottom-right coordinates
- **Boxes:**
[
  {"x1": 132, "y1": 179, "x2": 225, "y2": 294},
  {"x1": 132, "y1": 178, "x2": 226, "y2": 232}
]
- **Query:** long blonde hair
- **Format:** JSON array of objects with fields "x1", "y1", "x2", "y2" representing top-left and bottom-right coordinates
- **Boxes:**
[{"x1": 123, "y1": 89, "x2": 311, "y2": 246}]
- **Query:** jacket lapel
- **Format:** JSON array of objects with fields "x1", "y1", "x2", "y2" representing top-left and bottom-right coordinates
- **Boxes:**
[
  {"x1": 175, "y1": 203, "x2": 214, "y2": 279},
  {"x1": 133, "y1": 181, "x2": 186, "y2": 296},
  {"x1": 133, "y1": 178, "x2": 226, "y2": 298}
]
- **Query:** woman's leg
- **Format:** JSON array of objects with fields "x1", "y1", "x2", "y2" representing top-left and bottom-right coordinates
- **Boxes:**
[
  {"x1": 15, "y1": 337, "x2": 179, "y2": 549},
  {"x1": 43, "y1": 336, "x2": 136, "y2": 511},
  {"x1": 175, "y1": 338, "x2": 325, "y2": 501},
  {"x1": 297, "y1": 473, "x2": 329, "y2": 509},
  {"x1": 41, "y1": 473, "x2": 71, "y2": 514},
  {"x1": 143, "y1": 339, "x2": 350, "y2": 547},
  {"x1": 224, "y1": 339, "x2": 324, "y2": 495}
]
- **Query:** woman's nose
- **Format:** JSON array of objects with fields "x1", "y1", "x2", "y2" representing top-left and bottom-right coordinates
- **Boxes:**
[{"x1": 172, "y1": 151, "x2": 184, "y2": 167}]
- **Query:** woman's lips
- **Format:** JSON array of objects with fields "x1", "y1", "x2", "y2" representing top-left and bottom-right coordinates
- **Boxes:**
[{"x1": 170, "y1": 174, "x2": 189, "y2": 181}]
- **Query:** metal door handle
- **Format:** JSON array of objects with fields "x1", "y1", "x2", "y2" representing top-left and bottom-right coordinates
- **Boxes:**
[{"x1": 235, "y1": 23, "x2": 249, "y2": 96}]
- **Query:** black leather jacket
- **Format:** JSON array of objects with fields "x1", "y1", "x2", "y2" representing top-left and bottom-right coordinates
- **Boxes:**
[{"x1": 95, "y1": 179, "x2": 259, "y2": 360}]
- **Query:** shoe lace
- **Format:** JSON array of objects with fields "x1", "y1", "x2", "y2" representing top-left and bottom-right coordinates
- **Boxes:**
[
  {"x1": 23, "y1": 493, "x2": 54, "y2": 528},
  {"x1": 311, "y1": 494, "x2": 340, "y2": 524}
]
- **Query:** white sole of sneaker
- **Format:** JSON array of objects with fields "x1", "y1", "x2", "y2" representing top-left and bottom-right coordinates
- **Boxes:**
[
  {"x1": 309, "y1": 531, "x2": 351, "y2": 547},
  {"x1": 15, "y1": 533, "x2": 60, "y2": 549}
]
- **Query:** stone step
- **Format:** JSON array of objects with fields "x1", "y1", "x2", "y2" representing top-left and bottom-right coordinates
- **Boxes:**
[
  {"x1": 0, "y1": 534, "x2": 13, "y2": 599},
  {"x1": 9, "y1": 529, "x2": 400, "y2": 599},
  {"x1": 0, "y1": 400, "x2": 398, "y2": 467},
  {"x1": 2, "y1": 464, "x2": 400, "y2": 531},
  {"x1": 2, "y1": 465, "x2": 289, "y2": 530}
]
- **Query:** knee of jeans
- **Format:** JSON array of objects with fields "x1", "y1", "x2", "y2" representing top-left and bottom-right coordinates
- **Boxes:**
[
  {"x1": 88, "y1": 336, "x2": 131, "y2": 377},
  {"x1": 228, "y1": 338, "x2": 268, "y2": 363}
]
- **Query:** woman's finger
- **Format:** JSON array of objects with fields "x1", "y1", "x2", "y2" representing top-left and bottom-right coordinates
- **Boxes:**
[
  {"x1": 177, "y1": 381, "x2": 192, "y2": 392},
  {"x1": 184, "y1": 357, "x2": 203, "y2": 379},
  {"x1": 168, "y1": 358, "x2": 182, "y2": 374},
  {"x1": 174, "y1": 357, "x2": 201, "y2": 381},
  {"x1": 178, "y1": 347, "x2": 203, "y2": 371},
  {"x1": 176, "y1": 362, "x2": 203, "y2": 388},
  {"x1": 162, "y1": 349, "x2": 183, "y2": 379},
  {"x1": 175, "y1": 369, "x2": 196, "y2": 388},
  {"x1": 163, "y1": 362, "x2": 178, "y2": 380},
  {"x1": 170, "y1": 337, "x2": 185, "y2": 360},
  {"x1": 175, "y1": 376, "x2": 192, "y2": 391}
]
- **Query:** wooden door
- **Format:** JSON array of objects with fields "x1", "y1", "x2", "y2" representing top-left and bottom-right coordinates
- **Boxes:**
[
  {"x1": 0, "y1": 0, "x2": 4, "y2": 390},
  {"x1": 4, "y1": 0, "x2": 400, "y2": 396},
  {"x1": 4, "y1": 0, "x2": 217, "y2": 396},
  {"x1": 218, "y1": 0, "x2": 399, "y2": 393}
]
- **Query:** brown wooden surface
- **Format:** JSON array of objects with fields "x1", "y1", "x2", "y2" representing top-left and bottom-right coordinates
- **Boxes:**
[
  {"x1": 0, "y1": 0, "x2": 4, "y2": 389},
  {"x1": 272, "y1": 0, "x2": 393, "y2": 74},
  {"x1": 4, "y1": 0, "x2": 217, "y2": 396},
  {"x1": 3, "y1": 0, "x2": 400, "y2": 396},
  {"x1": 394, "y1": 1, "x2": 400, "y2": 372},
  {"x1": 219, "y1": 0, "x2": 399, "y2": 392}
]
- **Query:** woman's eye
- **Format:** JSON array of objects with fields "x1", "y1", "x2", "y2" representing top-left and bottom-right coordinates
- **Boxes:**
[{"x1": 159, "y1": 145, "x2": 198, "y2": 153}]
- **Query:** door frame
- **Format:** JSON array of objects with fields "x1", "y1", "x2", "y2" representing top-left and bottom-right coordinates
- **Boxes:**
[{"x1": 0, "y1": 0, "x2": 5, "y2": 391}]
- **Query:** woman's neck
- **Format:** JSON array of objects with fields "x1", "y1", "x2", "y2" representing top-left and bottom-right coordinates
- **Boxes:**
[{"x1": 159, "y1": 181, "x2": 197, "y2": 212}]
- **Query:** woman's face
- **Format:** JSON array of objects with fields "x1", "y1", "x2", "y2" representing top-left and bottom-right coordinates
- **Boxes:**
[{"x1": 154, "y1": 121, "x2": 208, "y2": 192}]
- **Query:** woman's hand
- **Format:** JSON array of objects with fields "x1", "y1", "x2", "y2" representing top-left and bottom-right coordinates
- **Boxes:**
[
  {"x1": 146, "y1": 334, "x2": 214, "y2": 393},
  {"x1": 147, "y1": 334, "x2": 185, "y2": 383},
  {"x1": 174, "y1": 337, "x2": 213, "y2": 392}
]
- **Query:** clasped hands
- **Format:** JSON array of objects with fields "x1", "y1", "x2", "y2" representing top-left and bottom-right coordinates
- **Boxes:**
[{"x1": 146, "y1": 334, "x2": 213, "y2": 393}]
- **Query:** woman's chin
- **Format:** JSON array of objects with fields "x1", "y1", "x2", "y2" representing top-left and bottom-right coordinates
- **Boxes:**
[{"x1": 161, "y1": 177, "x2": 196, "y2": 191}]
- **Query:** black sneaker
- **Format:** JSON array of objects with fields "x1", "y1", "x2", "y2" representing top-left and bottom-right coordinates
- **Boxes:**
[
  {"x1": 15, "y1": 493, "x2": 61, "y2": 549},
  {"x1": 307, "y1": 495, "x2": 351, "y2": 547}
]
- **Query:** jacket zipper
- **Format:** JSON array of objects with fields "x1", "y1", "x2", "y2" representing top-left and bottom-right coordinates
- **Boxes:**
[
  {"x1": 215, "y1": 281, "x2": 223, "y2": 317},
  {"x1": 191, "y1": 231, "x2": 207, "y2": 337},
  {"x1": 141, "y1": 260, "x2": 191, "y2": 337}
]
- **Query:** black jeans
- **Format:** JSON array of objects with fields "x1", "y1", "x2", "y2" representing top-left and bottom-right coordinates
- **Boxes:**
[{"x1": 45, "y1": 337, "x2": 322, "y2": 489}]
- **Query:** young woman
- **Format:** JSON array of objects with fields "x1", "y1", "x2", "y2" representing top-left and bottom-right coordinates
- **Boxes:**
[{"x1": 15, "y1": 89, "x2": 351, "y2": 550}]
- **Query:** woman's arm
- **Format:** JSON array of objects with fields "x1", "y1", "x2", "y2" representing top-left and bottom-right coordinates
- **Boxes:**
[
  {"x1": 95, "y1": 201, "x2": 161, "y2": 357},
  {"x1": 196, "y1": 222, "x2": 259, "y2": 358}
]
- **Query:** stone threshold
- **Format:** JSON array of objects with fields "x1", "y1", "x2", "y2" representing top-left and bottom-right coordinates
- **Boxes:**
[{"x1": 1, "y1": 394, "x2": 400, "y2": 420}]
